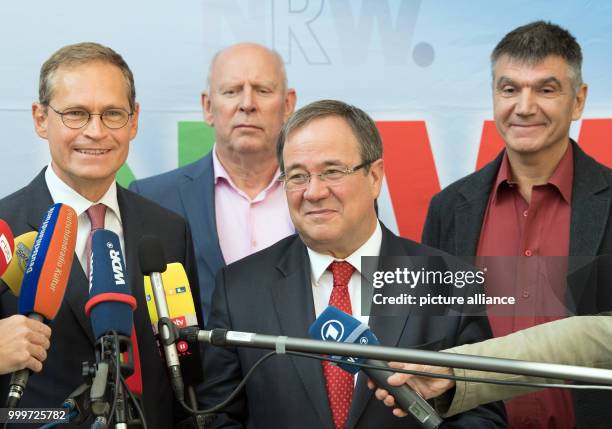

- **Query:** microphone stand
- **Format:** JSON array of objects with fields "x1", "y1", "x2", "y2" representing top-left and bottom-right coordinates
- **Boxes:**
[{"x1": 80, "y1": 333, "x2": 144, "y2": 429}]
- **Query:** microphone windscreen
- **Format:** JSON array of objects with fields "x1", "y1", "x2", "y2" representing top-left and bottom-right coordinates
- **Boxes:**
[
  {"x1": 138, "y1": 235, "x2": 167, "y2": 274},
  {"x1": 1, "y1": 231, "x2": 37, "y2": 296},
  {"x1": 85, "y1": 229, "x2": 136, "y2": 339},
  {"x1": 308, "y1": 306, "x2": 379, "y2": 374},
  {"x1": 0, "y1": 219, "x2": 15, "y2": 277},
  {"x1": 19, "y1": 203, "x2": 77, "y2": 319},
  {"x1": 144, "y1": 262, "x2": 203, "y2": 383}
]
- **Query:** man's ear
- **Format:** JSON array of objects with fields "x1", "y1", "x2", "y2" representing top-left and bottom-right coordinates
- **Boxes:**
[
  {"x1": 202, "y1": 91, "x2": 214, "y2": 126},
  {"x1": 32, "y1": 103, "x2": 49, "y2": 139},
  {"x1": 283, "y1": 88, "x2": 297, "y2": 122},
  {"x1": 368, "y1": 158, "x2": 385, "y2": 200},
  {"x1": 572, "y1": 83, "x2": 588, "y2": 121}
]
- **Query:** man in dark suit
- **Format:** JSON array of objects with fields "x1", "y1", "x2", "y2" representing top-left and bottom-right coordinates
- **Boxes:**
[
  {"x1": 200, "y1": 100, "x2": 506, "y2": 428},
  {"x1": 0, "y1": 42, "x2": 200, "y2": 428},
  {"x1": 129, "y1": 43, "x2": 297, "y2": 323},
  {"x1": 421, "y1": 21, "x2": 612, "y2": 428}
]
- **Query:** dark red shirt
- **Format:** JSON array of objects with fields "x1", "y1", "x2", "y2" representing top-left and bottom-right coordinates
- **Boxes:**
[{"x1": 476, "y1": 143, "x2": 574, "y2": 429}]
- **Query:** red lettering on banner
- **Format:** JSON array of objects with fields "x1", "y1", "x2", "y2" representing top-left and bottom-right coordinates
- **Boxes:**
[
  {"x1": 377, "y1": 121, "x2": 440, "y2": 241},
  {"x1": 476, "y1": 120, "x2": 505, "y2": 169},
  {"x1": 577, "y1": 119, "x2": 612, "y2": 167}
]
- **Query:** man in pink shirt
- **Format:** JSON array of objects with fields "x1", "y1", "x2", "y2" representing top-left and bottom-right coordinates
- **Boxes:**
[{"x1": 130, "y1": 43, "x2": 297, "y2": 322}]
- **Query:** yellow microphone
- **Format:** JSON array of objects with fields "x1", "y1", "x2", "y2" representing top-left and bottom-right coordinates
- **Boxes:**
[
  {"x1": 0, "y1": 231, "x2": 37, "y2": 296},
  {"x1": 144, "y1": 263, "x2": 203, "y2": 384}
]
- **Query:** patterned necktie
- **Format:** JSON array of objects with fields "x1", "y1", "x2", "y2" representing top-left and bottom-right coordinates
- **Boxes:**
[
  {"x1": 85, "y1": 204, "x2": 107, "y2": 278},
  {"x1": 324, "y1": 261, "x2": 355, "y2": 429}
]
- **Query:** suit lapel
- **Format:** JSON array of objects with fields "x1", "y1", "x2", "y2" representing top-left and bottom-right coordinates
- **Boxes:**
[
  {"x1": 178, "y1": 155, "x2": 225, "y2": 276},
  {"x1": 346, "y1": 226, "x2": 411, "y2": 428},
  {"x1": 117, "y1": 187, "x2": 149, "y2": 341},
  {"x1": 454, "y1": 153, "x2": 503, "y2": 259},
  {"x1": 26, "y1": 169, "x2": 95, "y2": 345},
  {"x1": 569, "y1": 143, "x2": 610, "y2": 257},
  {"x1": 269, "y1": 238, "x2": 334, "y2": 429}
]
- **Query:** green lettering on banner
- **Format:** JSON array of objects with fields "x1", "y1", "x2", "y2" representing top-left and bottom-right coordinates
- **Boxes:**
[{"x1": 116, "y1": 121, "x2": 215, "y2": 188}]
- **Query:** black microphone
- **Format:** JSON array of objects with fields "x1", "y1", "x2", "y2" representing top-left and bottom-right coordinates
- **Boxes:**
[{"x1": 138, "y1": 235, "x2": 185, "y2": 402}]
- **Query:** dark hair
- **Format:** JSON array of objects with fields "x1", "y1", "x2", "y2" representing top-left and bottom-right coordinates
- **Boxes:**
[
  {"x1": 491, "y1": 21, "x2": 583, "y2": 92},
  {"x1": 276, "y1": 99, "x2": 382, "y2": 172},
  {"x1": 39, "y1": 42, "x2": 136, "y2": 111}
]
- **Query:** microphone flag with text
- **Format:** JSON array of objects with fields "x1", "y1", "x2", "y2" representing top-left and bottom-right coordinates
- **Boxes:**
[
  {"x1": 6, "y1": 203, "x2": 77, "y2": 408},
  {"x1": 309, "y1": 306, "x2": 443, "y2": 429},
  {"x1": 0, "y1": 231, "x2": 37, "y2": 296},
  {"x1": 0, "y1": 219, "x2": 15, "y2": 278}
]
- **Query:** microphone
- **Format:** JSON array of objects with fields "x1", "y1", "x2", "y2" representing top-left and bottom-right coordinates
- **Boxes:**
[
  {"x1": 144, "y1": 262, "x2": 203, "y2": 387},
  {"x1": 309, "y1": 306, "x2": 443, "y2": 429},
  {"x1": 6, "y1": 203, "x2": 77, "y2": 408},
  {"x1": 138, "y1": 235, "x2": 185, "y2": 402},
  {"x1": 84, "y1": 229, "x2": 137, "y2": 426},
  {"x1": 0, "y1": 231, "x2": 38, "y2": 296},
  {"x1": 0, "y1": 219, "x2": 15, "y2": 278}
]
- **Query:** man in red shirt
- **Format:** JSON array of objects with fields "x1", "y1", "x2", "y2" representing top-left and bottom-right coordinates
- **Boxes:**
[{"x1": 419, "y1": 21, "x2": 612, "y2": 429}]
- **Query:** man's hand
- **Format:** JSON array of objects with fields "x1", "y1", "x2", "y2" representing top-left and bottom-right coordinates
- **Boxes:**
[
  {"x1": 0, "y1": 315, "x2": 52, "y2": 375},
  {"x1": 367, "y1": 361, "x2": 455, "y2": 417}
]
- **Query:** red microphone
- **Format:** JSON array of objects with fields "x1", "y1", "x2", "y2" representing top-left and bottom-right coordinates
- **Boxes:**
[{"x1": 0, "y1": 219, "x2": 15, "y2": 278}]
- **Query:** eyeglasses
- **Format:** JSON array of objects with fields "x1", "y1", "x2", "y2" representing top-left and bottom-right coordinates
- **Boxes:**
[
  {"x1": 47, "y1": 105, "x2": 133, "y2": 129},
  {"x1": 279, "y1": 160, "x2": 375, "y2": 191}
]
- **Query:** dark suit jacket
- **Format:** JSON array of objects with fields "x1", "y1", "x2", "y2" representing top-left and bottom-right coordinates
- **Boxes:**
[
  {"x1": 421, "y1": 141, "x2": 612, "y2": 428},
  {"x1": 0, "y1": 169, "x2": 201, "y2": 429},
  {"x1": 130, "y1": 154, "x2": 223, "y2": 324},
  {"x1": 200, "y1": 224, "x2": 507, "y2": 428}
]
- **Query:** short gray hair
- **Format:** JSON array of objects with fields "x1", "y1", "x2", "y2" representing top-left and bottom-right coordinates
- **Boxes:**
[
  {"x1": 276, "y1": 99, "x2": 383, "y2": 172},
  {"x1": 491, "y1": 21, "x2": 583, "y2": 93},
  {"x1": 39, "y1": 42, "x2": 136, "y2": 111}
]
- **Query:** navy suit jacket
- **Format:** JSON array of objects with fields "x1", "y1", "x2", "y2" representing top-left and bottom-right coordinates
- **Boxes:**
[
  {"x1": 0, "y1": 169, "x2": 201, "y2": 429},
  {"x1": 200, "y1": 224, "x2": 507, "y2": 428},
  {"x1": 130, "y1": 154, "x2": 223, "y2": 323}
]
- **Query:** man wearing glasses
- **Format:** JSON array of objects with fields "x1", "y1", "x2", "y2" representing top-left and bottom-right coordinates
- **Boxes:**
[
  {"x1": 200, "y1": 100, "x2": 506, "y2": 428},
  {"x1": 0, "y1": 42, "x2": 199, "y2": 428}
]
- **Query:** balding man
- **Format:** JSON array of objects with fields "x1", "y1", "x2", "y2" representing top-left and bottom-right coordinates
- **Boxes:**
[{"x1": 130, "y1": 43, "x2": 297, "y2": 321}]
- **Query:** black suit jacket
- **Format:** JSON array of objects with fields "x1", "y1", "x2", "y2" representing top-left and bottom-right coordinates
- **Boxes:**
[
  {"x1": 200, "y1": 224, "x2": 506, "y2": 428},
  {"x1": 0, "y1": 169, "x2": 201, "y2": 429},
  {"x1": 421, "y1": 141, "x2": 612, "y2": 428}
]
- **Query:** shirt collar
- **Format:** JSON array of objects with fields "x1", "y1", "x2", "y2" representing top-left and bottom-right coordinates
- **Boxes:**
[
  {"x1": 492, "y1": 143, "x2": 574, "y2": 204},
  {"x1": 308, "y1": 221, "x2": 383, "y2": 286},
  {"x1": 211, "y1": 144, "x2": 282, "y2": 199},
  {"x1": 45, "y1": 163, "x2": 122, "y2": 222}
]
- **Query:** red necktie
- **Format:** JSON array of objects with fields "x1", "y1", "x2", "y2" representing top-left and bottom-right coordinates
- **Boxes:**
[
  {"x1": 323, "y1": 261, "x2": 355, "y2": 429},
  {"x1": 85, "y1": 204, "x2": 143, "y2": 395}
]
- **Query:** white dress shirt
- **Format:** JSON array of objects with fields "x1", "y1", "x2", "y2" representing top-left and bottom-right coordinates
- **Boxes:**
[
  {"x1": 307, "y1": 221, "x2": 383, "y2": 327},
  {"x1": 45, "y1": 164, "x2": 125, "y2": 277}
]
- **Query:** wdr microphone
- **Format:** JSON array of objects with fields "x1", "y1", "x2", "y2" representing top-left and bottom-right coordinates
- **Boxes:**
[
  {"x1": 7, "y1": 203, "x2": 77, "y2": 408},
  {"x1": 144, "y1": 262, "x2": 203, "y2": 386},
  {"x1": 138, "y1": 235, "x2": 185, "y2": 402},
  {"x1": 84, "y1": 229, "x2": 138, "y2": 427},
  {"x1": 0, "y1": 219, "x2": 15, "y2": 278},
  {"x1": 85, "y1": 229, "x2": 136, "y2": 340},
  {"x1": 309, "y1": 306, "x2": 443, "y2": 429},
  {"x1": 0, "y1": 231, "x2": 37, "y2": 296}
]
